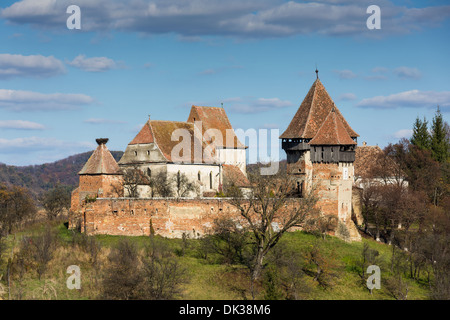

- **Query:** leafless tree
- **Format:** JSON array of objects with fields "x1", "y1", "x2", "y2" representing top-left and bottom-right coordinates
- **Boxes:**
[
  {"x1": 140, "y1": 238, "x2": 188, "y2": 299},
  {"x1": 40, "y1": 185, "x2": 71, "y2": 220},
  {"x1": 227, "y1": 170, "x2": 319, "y2": 297},
  {"x1": 101, "y1": 238, "x2": 144, "y2": 300},
  {"x1": 122, "y1": 164, "x2": 148, "y2": 198},
  {"x1": 172, "y1": 172, "x2": 199, "y2": 198}
]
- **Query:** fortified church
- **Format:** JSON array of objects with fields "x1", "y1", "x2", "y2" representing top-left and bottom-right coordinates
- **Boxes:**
[{"x1": 70, "y1": 72, "x2": 362, "y2": 241}]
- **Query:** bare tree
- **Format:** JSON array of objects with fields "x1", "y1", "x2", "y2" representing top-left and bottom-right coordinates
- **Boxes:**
[
  {"x1": 227, "y1": 171, "x2": 319, "y2": 297},
  {"x1": 0, "y1": 184, "x2": 36, "y2": 235},
  {"x1": 101, "y1": 239, "x2": 144, "y2": 300},
  {"x1": 40, "y1": 185, "x2": 71, "y2": 220},
  {"x1": 140, "y1": 238, "x2": 188, "y2": 300},
  {"x1": 149, "y1": 171, "x2": 174, "y2": 197},
  {"x1": 30, "y1": 227, "x2": 59, "y2": 280},
  {"x1": 122, "y1": 164, "x2": 149, "y2": 198},
  {"x1": 172, "y1": 172, "x2": 199, "y2": 198}
]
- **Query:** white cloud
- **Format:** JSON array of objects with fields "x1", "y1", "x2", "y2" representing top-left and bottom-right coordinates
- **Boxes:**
[
  {"x1": 0, "y1": 136, "x2": 96, "y2": 165},
  {"x1": 357, "y1": 90, "x2": 450, "y2": 110},
  {"x1": 254, "y1": 98, "x2": 293, "y2": 109},
  {"x1": 0, "y1": 89, "x2": 95, "y2": 111},
  {"x1": 0, "y1": 136, "x2": 94, "y2": 152},
  {"x1": 393, "y1": 66, "x2": 422, "y2": 80},
  {"x1": 227, "y1": 97, "x2": 293, "y2": 114},
  {"x1": 0, "y1": 53, "x2": 65, "y2": 79},
  {"x1": 0, "y1": 120, "x2": 46, "y2": 130},
  {"x1": 372, "y1": 66, "x2": 389, "y2": 74},
  {"x1": 67, "y1": 55, "x2": 119, "y2": 72},
  {"x1": 1, "y1": 0, "x2": 449, "y2": 38},
  {"x1": 333, "y1": 69, "x2": 357, "y2": 79},
  {"x1": 393, "y1": 129, "x2": 413, "y2": 139},
  {"x1": 338, "y1": 93, "x2": 357, "y2": 101}
]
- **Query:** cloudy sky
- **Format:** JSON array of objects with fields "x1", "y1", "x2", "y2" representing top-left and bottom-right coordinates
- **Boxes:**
[{"x1": 0, "y1": 0, "x2": 449, "y2": 166}]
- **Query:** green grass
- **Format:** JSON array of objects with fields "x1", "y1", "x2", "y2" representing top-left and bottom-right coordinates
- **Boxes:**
[{"x1": 0, "y1": 222, "x2": 432, "y2": 300}]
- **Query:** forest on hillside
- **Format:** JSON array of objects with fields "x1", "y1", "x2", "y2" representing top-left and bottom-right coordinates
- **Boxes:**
[{"x1": 0, "y1": 151, "x2": 124, "y2": 197}]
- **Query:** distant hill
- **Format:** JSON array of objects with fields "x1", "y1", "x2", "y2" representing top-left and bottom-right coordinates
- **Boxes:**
[
  {"x1": 0, "y1": 153, "x2": 288, "y2": 197},
  {"x1": 0, "y1": 151, "x2": 124, "y2": 197}
]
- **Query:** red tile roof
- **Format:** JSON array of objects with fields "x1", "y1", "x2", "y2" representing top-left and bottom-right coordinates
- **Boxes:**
[
  {"x1": 126, "y1": 106, "x2": 244, "y2": 164},
  {"x1": 129, "y1": 121, "x2": 154, "y2": 145},
  {"x1": 188, "y1": 105, "x2": 246, "y2": 149},
  {"x1": 309, "y1": 109, "x2": 357, "y2": 145},
  {"x1": 223, "y1": 164, "x2": 250, "y2": 187},
  {"x1": 79, "y1": 139, "x2": 121, "y2": 175},
  {"x1": 280, "y1": 79, "x2": 358, "y2": 140},
  {"x1": 149, "y1": 120, "x2": 215, "y2": 164},
  {"x1": 354, "y1": 144, "x2": 401, "y2": 178}
]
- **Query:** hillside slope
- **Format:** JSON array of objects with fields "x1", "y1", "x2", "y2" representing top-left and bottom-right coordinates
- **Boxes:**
[{"x1": 0, "y1": 151, "x2": 124, "y2": 196}]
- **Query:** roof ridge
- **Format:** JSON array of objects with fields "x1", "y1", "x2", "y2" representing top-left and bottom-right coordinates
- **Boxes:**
[
  {"x1": 310, "y1": 108, "x2": 356, "y2": 145},
  {"x1": 303, "y1": 79, "x2": 319, "y2": 138},
  {"x1": 149, "y1": 120, "x2": 179, "y2": 162},
  {"x1": 79, "y1": 141, "x2": 120, "y2": 175}
]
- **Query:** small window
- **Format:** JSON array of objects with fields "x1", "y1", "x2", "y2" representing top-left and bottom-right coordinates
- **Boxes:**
[
  {"x1": 198, "y1": 171, "x2": 201, "y2": 181},
  {"x1": 147, "y1": 168, "x2": 151, "y2": 177},
  {"x1": 134, "y1": 151, "x2": 138, "y2": 156},
  {"x1": 209, "y1": 172, "x2": 213, "y2": 189},
  {"x1": 343, "y1": 167, "x2": 349, "y2": 180},
  {"x1": 147, "y1": 150, "x2": 150, "y2": 156}
]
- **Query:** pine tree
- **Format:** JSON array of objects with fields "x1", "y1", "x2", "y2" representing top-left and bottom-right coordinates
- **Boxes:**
[
  {"x1": 430, "y1": 106, "x2": 449, "y2": 163},
  {"x1": 410, "y1": 116, "x2": 430, "y2": 150}
]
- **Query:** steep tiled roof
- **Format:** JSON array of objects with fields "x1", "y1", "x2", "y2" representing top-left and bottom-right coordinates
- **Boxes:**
[
  {"x1": 149, "y1": 120, "x2": 215, "y2": 164},
  {"x1": 354, "y1": 145, "x2": 382, "y2": 178},
  {"x1": 280, "y1": 79, "x2": 358, "y2": 140},
  {"x1": 309, "y1": 109, "x2": 357, "y2": 145},
  {"x1": 79, "y1": 139, "x2": 121, "y2": 175},
  {"x1": 354, "y1": 144, "x2": 400, "y2": 178},
  {"x1": 187, "y1": 106, "x2": 246, "y2": 149},
  {"x1": 223, "y1": 164, "x2": 250, "y2": 187},
  {"x1": 129, "y1": 121, "x2": 154, "y2": 145}
]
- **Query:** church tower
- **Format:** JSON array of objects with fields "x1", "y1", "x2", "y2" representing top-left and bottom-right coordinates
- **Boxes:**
[{"x1": 280, "y1": 73, "x2": 360, "y2": 240}]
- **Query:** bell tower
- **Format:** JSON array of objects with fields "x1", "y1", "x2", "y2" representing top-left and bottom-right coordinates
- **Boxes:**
[{"x1": 280, "y1": 73, "x2": 360, "y2": 240}]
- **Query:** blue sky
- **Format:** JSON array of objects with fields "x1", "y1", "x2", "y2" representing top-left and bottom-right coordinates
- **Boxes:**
[{"x1": 0, "y1": 0, "x2": 449, "y2": 166}]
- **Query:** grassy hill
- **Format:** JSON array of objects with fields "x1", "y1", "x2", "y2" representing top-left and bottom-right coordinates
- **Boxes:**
[
  {"x1": 0, "y1": 151, "x2": 124, "y2": 197},
  {"x1": 0, "y1": 221, "x2": 431, "y2": 300}
]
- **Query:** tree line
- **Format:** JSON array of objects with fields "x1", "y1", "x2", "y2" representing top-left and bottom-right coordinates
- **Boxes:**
[{"x1": 357, "y1": 106, "x2": 449, "y2": 299}]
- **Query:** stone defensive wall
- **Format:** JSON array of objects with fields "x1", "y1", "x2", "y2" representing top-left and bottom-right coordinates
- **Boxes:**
[
  {"x1": 69, "y1": 197, "x2": 309, "y2": 239},
  {"x1": 69, "y1": 196, "x2": 361, "y2": 241}
]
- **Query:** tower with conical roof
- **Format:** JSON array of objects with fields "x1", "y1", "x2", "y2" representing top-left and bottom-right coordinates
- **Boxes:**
[
  {"x1": 71, "y1": 138, "x2": 123, "y2": 211},
  {"x1": 280, "y1": 72, "x2": 360, "y2": 240}
]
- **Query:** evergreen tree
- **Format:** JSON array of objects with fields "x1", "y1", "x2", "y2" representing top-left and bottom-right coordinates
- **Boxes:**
[
  {"x1": 410, "y1": 116, "x2": 430, "y2": 150},
  {"x1": 430, "y1": 106, "x2": 449, "y2": 163}
]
